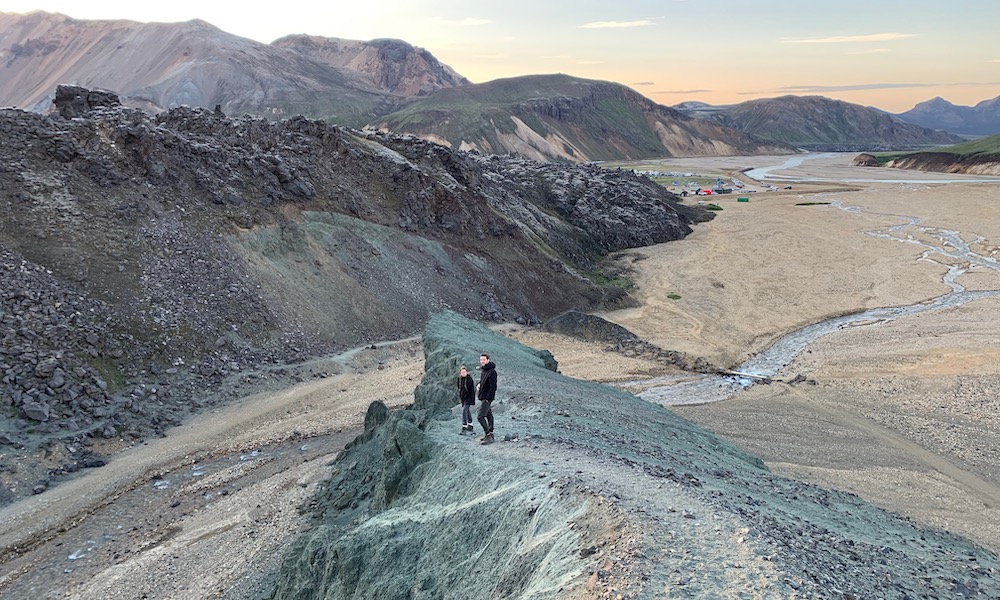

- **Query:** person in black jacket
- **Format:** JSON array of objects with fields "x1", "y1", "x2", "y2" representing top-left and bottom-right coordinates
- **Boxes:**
[
  {"x1": 457, "y1": 365, "x2": 476, "y2": 433},
  {"x1": 476, "y1": 353, "x2": 497, "y2": 444}
]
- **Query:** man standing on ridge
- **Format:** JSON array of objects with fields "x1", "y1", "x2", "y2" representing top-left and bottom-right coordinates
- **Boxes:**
[{"x1": 476, "y1": 352, "x2": 497, "y2": 444}]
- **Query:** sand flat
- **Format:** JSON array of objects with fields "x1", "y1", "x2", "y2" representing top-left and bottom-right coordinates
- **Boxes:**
[{"x1": 519, "y1": 153, "x2": 1000, "y2": 552}]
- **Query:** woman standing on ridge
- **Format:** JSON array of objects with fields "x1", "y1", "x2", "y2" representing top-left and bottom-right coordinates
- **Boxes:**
[{"x1": 457, "y1": 365, "x2": 476, "y2": 433}]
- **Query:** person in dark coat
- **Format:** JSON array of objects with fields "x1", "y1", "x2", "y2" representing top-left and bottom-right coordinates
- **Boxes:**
[
  {"x1": 476, "y1": 353, "x2": 497, "y2": 443},
  {"x1": 457, "y1": 365, "x2": 476, "y2": 432}
]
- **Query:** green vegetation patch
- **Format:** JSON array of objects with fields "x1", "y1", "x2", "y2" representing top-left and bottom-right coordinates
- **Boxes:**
[
  {"x1": 932, "y1": 134, "x2": 1000, "y2": 158},
  {"x1": 88, "y1": 356, "x2": 126, "y2": 394},
  {"x1": 518, "y1": 113, "x2": 548, "y2": 137},
  {"x1": 873, "y1": 133, "x2": 1000, "y2": 163}
]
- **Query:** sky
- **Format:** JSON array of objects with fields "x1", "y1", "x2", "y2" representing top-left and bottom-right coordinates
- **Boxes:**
[{"x1": 6, "y1": 0, "x2": 1000, "y2": 113}]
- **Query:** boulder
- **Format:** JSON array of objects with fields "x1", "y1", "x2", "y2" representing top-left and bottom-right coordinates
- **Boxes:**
[
  {"x1": 853, "y1": 153, "x2": 880, "y2": 167},
  {"x1": 53, "y1": 84, "x2": 121, "y2": 118},
  {"x1": 21, "y1": 401, "x2": 49, "y2": 421}
]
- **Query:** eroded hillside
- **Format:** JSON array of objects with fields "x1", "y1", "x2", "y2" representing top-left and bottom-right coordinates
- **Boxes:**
[
  {"x1": 373, "y1": 74, "x2": 796, "y2": 162},
  {"x1": 852, "y1": 134, "x2": 1000, "y2": 175}
]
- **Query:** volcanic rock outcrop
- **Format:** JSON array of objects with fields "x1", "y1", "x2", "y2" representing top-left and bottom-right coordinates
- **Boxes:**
[{"x1": 0, "y1": 86, "x2": 709, "y2": 504}]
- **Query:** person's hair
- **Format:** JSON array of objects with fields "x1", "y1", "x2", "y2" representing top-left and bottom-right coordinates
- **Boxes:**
[
  {"x1": 460, "y1": 365, "x2": 467, "y2": 370},
  {"x1": 480, "y1": 353, "x2": 490, "y2": 360}
]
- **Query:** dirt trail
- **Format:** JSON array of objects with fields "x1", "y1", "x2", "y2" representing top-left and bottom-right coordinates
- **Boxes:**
[
  {"x1": 0, "y1": 340, "x2": 423, "y2": 599},
  {"x1": 801, "y1": 388, "x2": 1000, "y2": 508}
]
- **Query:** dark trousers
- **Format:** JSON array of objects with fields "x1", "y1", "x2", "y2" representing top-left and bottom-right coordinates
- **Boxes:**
[
  {"x1": 477, "y1": 400, "x2": 493, "y2": 434},
  {"x1": 462, "y1": 403, "x2": 473, "y2": 425}
]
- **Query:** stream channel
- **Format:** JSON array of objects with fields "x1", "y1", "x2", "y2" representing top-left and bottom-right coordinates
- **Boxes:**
[{"x1": 638, "y1": 154, "x2": 1000, "y2": 406}]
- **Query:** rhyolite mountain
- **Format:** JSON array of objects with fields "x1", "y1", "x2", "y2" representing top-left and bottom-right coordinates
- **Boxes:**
[
  {"x1": 370, "y1": 74, "x2": 797, "y2": 162},
  {"x1": 0, "y1": 10, "x2": 461, "y2": 127},
  {"x1": 894, "y1": 95, "x2": 1000, "y2": 136},
  {"x1": 271, "y1": 34, "x2": 470, "y2": 97},
  {"x1": 674, "y1": 95, "x2": 964, "y2": 151}
]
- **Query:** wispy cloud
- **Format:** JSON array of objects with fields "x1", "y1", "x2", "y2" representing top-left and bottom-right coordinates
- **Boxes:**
[
  {"x1": 848, "y1": 48, "x2": 890, "y2": 55},
  {"x1": 580, "y1": 20, "x2": 655, "y2": 29},
  {"x1": 653, "y1": 89, "x2": 712, "y2": 95},
  {"x1": 736, "y1": 81, "x2": 1000, "y2": 96},
  {"x1": 783, "y1": 33, "x2": 917, "y2": 44},
  {"x1": 775, "y1": 83, "x2": 936, "y2": 93},
  {"x1": 807, "y1": 81, "x2": 1000, "y2": 91},
  {"x1": 632, "y1": 82, "x2": 655, "y2": 86},
  {"x1": 429, "y1": 16, "x2": 492, "y2": 27}
]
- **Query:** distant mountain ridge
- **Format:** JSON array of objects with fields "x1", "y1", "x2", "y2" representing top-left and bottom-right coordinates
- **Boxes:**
[
  {"x1": 673, "y1": 95, "x2": 963, "y2": 151},
  {"x1": 0, "y1": 11, "x2": 792, "y2": 160},
  {"x1": 373, "y1": 74, "x2": 796, "y2": 161},
  {"x1": 0, "y1": 10, "x2": 983, "y2": 159},
  {"x1": 895, "y1": 96, "x2": 1000, "y2": 136}
]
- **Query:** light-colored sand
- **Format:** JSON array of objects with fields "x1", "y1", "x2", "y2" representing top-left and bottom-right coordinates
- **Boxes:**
[{"x1": 513, "y1": 153, "x2": 1000, "y2": 553}]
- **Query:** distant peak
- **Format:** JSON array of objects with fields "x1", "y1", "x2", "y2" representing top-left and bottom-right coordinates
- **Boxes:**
[{"x1": 914, "y1": 96, "x2": 955, "y2": 109}]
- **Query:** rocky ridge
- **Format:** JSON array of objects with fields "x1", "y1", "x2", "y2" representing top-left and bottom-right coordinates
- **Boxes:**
[
  {"x1": 0, "y1": 86, "x2": 710, "y2": 505},
  {"x1": 270, "y1": 310, "x2": 1000, "y2": 599}
]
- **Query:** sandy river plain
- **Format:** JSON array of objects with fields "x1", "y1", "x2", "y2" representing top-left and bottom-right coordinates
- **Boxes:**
[
  {"x1": 1, "y1": 152, "x2": 998, "y2": 598},
  {"x1": 517, "y1": 152, "x2": 1000, "y2": 555}
]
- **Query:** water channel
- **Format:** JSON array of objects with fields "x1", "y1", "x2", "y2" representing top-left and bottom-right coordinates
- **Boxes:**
[{"x1": 638, "y1": 154, "x2": 1000, "y2": 406}]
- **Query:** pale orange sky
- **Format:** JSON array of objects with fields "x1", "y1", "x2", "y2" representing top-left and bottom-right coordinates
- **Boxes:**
[{"x1": 6, "y1": 1, "x2": 1000, "y2": 112}]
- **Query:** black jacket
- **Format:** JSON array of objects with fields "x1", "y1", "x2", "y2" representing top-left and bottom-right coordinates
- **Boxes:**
[
  {"x1": 478, "y1": 362, "x2": 497, "y2": 402},
  {"x1": 457, "y1": 375, "x2": 475, "y2": 405}
]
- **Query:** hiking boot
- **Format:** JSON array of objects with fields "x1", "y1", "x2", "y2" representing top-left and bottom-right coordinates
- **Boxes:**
[{"x1": 481, "y1": 432, "x2": 494, "y2": 445}]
